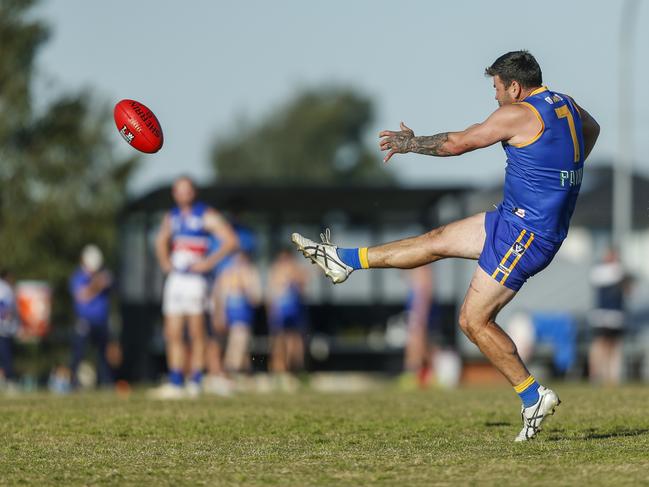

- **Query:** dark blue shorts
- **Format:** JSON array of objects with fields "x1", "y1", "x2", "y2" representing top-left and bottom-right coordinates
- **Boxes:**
[
  {"x1": 478, "y1": 210, "x2": 562, "y2": 291},
  {"x1": 226, "y1": 304, "x2": 254, "y2": 327},
  {"x1": 269, "y1": 310, "x2": 306, "y2": 334}
]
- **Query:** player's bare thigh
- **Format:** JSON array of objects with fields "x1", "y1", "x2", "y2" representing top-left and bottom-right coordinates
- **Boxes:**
[
  {"x1": 368, "y1": 212, "x2": 487, "y2": 268},
  {"x1": 187, "y1": 314, "x2": 206, "y2": 338},
  {"x1": 459, "y1": 266, "x2": 517, "y2": 332},
  {"x1": 163, "y1": 314, "x2": 184, "y2": 341},
  {"x1": 432, "y1": 212, "x2": 487, "y2": 259}
]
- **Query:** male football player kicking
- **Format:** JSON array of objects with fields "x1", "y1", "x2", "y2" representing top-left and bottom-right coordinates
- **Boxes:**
[{"x1": 292, "y1": 51, "x2": 599, "y2": 441}]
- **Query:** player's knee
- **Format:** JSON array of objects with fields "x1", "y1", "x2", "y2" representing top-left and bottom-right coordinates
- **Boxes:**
[
  {"x1": 164, "y1": 323, "x2": 183, "y2": 342},
  {"x1": 457, "y1": 310, "x2": 472, "y2": 340},
  {"x1": 424, "y1": 225, "x2": 445, "y2": 242},
  {"x1": 188, "y1": 328, "x2": 206, "y2": 346},
  {"x1": 424, "y1": 225, "x2": 448, "y2": 254},
  {"x1": 458, "y1": 310, "x2": 483, "y2": 342}
]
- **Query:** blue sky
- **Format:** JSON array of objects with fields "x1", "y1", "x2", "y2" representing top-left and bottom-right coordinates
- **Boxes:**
[{"x1": 34, "y1": 0, "x2": 649, "y2": 194}]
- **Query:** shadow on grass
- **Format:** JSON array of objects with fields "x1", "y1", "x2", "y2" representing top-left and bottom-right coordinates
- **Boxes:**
[
  {"x1": 484, "y1": 421, "x2": 512, "y2": 427},
  {"x1": 546, "y1": 427, "x2": 649, "y2": 441}
]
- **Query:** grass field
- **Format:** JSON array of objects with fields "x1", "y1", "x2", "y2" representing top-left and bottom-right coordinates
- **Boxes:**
[{"x1": 1, "y1": 383, "x2": 648, "y2": 486}]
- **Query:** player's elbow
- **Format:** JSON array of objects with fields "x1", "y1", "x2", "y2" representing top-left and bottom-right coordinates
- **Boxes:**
[
  {"x1": 585, "y1": 114, "x2": 600, "y2": 138},
  {"x1": 76, "y1": 290, "x2": 91, "y2": 303},
  {"x1": 449, "y1": 141, "x2": 478, "y2": 156},
  {"x1": 446, "y1": 143, "x2": 465, "y2": 156},
  {"x1": 155, "y1": 234, "x2": 169, "y2": 253},
  {"x1": 592, "y1": 119, "x2": 601, "y2": 140},
  {"x1": 585, "y1": 119, "x2": 601, "y2": 146},
  {"x1": 226, "y1": 233, "x2": 240, "y2": 253},
  {"x1": 445, "y1": 134, "x2": 470, "y2": 156},
  {"x1": 447, "y1": 132, "x2": 488, "y2": 156}
]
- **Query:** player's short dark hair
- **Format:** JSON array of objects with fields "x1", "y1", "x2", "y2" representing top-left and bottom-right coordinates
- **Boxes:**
[{"x1": 485, "y1": 51, "x2": 542, "y2": 89}]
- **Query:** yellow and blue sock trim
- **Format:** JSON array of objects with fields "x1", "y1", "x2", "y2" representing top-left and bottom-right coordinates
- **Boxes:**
[
  {"x1": 337, "y1": 247, "x2": 370, "y2": 270},
  {"x1": 514, "y1": 375, "x2": 540, "y2": 408},
  {"x1": 190, "y1": 370, "x2": 203, "y2": 385}
]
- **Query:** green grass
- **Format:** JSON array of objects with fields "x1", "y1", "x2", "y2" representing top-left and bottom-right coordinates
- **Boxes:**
[{"x1": 1, "y1": 384, "x2": 648, "y2": 486}]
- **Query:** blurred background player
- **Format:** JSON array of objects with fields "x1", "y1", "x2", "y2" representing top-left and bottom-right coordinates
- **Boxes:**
[
  {"x1": 69, "y1": 245, "x2": 113, "y2": 388},
  {"x1": 213, "y1": 251, "x2": 262, "y2": 376},
  {"x1": 401, "y1": 265, "x2": 440, "y2": 389},
  {"x1": 588, "y1": 248, "x2": 632, "y2": 385},
  {"x1": 0, "y1": 269, "x2": 20, "y2": 393},
  {"x1": 154, "y1": 176, "x2": 238, "y2": 398},
  {"x1": 267, "y1": 249, "x2": 310, "y2": 384},
  {"x1": 202, "y1": 239, "x2": 231, "y2": 396},
  {"x1": 204, "y1": 220, "x2": 257, "y2": 395}
]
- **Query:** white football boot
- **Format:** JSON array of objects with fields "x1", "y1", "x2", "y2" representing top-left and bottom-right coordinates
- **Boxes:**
[
  {"x1": 291, "y1": 228, "x2": 353, "y2": 284},
  {"x1": 185, "y1": 381, "x2": 202, "y2": 399},
  {"x1": 148, "y1": 383, "x2": 187, "y2": 400},
  {"x1": 515, "y1": 386, "x2": 561, "y2": 442},
  {"x1": 203, "y1": 375, "x2": 234, "y2": 397}
]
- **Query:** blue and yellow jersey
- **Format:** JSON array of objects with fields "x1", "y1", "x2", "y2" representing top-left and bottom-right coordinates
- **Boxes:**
[
  {"x1": 272, "y1": 283, "x2": 302, "y2": 318},
  {"x1": 221, "y1": 263, "x2": 256, "y2": 326},
  {"x1": 500, "y1": 86, "x2": 585, "y2": 243}
]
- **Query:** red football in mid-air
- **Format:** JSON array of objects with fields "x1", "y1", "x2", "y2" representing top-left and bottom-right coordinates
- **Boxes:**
[{"x1": 114, "y1": 99, "x2": 164, "y2": 153}]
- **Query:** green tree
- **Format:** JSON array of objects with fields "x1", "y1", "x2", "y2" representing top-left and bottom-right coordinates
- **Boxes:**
[
  {"x1": 211, "y1": 87, "x2": 393, "y2": 184},
  {"x1": 0, "y1": 0, "x2": 137, "y2": 323}
]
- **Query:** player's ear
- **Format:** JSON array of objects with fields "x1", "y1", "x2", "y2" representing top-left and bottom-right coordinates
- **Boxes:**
[{"x1": 509, "y1": 80, "x2": 522, "y2": 100}]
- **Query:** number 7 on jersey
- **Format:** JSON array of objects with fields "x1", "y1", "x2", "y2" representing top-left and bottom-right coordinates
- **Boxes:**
[{"x1": 554, "y1": 105, "x2": 580, "y2": 163}]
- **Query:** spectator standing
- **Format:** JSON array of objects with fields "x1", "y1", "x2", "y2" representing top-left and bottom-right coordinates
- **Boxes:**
[
  {"x1": 402, "y1": 265, "x2": 440, "y2": 388},
  {"x1": 0, "y1": 269, "x2": 20, "y2": 392},
  {"x1": 69, "y1": 245, "x2": 113, "y2": 387},
  {"x1": 267, "y1": 249, "x2": 310, "y2": 378},
  {"x1": 589, "y1": 248, "x2": 631, "y2": 385}
]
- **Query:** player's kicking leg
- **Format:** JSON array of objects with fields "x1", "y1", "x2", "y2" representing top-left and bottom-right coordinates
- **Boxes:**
[{"x1": 291, "y1": 212, "x2": 487, "y2": 283}]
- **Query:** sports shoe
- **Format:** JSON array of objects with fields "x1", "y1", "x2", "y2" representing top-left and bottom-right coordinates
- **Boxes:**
[
  {"x1": 203, "y1": 375, "x2": 234, "y2": 397},
  {"x1": 515, "y1": 385, "x2": 561, "y2": 441},
  {"x1": 291, "y1": 228, "x2": 353, "y2": 284},
  {"x1": 148, "y1": 382, "x2": 186, "y2": 400},
  {"x1": 185, "y1": 381, "x2": 202, "y2": 398}
]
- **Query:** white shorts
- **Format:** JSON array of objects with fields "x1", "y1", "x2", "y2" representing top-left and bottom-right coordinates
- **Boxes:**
[{"x1": 162, "y1": 272, "x2": 207, "y2": 316}]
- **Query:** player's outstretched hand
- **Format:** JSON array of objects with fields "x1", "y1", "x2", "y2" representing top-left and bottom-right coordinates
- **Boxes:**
[{"x1": 379, "y1": 121, "x2": 415, "y2": 163}]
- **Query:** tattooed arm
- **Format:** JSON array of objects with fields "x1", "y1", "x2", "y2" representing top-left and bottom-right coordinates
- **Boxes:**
[
  {"x1": 379, "y1": 105, "x2": 536, "y2": 162},
  {"x1": 380, "y1": 127, "x2": 453, "y2": 158}
]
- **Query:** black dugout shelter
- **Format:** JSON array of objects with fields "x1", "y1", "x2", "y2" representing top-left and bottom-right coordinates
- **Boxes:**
[{"x1": 118, "y1": 183, "x2": 469, "y2": 381}]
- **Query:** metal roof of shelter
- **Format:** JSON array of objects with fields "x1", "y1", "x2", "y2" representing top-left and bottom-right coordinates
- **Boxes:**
[{"x1": 123, "y1": 184, "x2": 470, "y2": 223}]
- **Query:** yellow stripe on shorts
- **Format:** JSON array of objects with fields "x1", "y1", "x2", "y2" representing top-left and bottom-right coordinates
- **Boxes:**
[
  {"x1": 491, "y1": 229, "x2": 527, "y2": 279},
  {"x1": 500, "y1": 232, "x2": 535, "y2": 285}
]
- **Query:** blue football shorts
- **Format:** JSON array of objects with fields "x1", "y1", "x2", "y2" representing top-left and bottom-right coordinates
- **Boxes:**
[
  {"x1": 478, "y1": 210, "x2": 562, "y2": 291},
  {"x1": 269, "y1": 309, "x2": 306, "y2": 334},
  {"x1": 225, "y1": 302, "x2": 254, "y2": 327}
]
